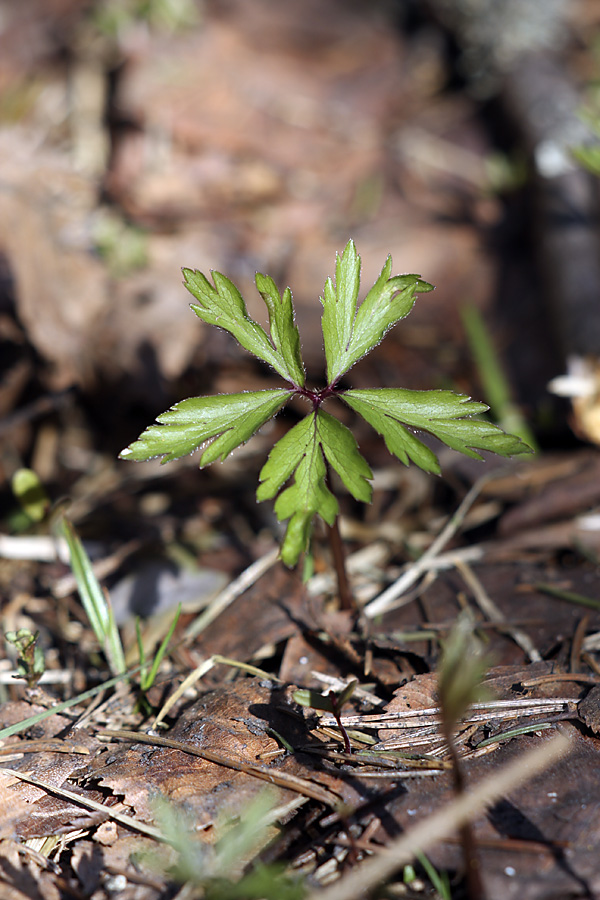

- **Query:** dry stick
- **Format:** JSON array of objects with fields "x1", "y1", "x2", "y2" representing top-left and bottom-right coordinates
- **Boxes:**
[
  {"x1": 305, "y1": 731, "x2": 570, "y2": 900},
  {"x1": 0, "y1": 767, "x2": 166, "y2": 843},
  {"x1": 455, "y1": 559, "x2": 542, "y2": 663},
  {"x1": 0, "y1": 739, "x2": 90, "y2": 757},
  {"x1": 365, "y1": 474, "x2": 492, "y2": 619},
  {"x1": 320, "y1": 697, "x2": 577, "y2": 731},
  {"x1": 183, "y1": 546, "x2": 279, "y2": 641}
]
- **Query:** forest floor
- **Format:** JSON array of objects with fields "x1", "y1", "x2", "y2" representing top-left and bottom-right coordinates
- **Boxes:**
[{"x1": 1, "y1": 2, "x2": 600, "y2": 899}]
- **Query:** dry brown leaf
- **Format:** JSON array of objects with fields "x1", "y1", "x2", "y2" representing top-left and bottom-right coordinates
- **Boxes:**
[
  {"x1": 90, "y1": 679, "x2": 362, "y2": 840},
  {"x1": 578, "y1": 684, "x2": 600, "y2": 735}
]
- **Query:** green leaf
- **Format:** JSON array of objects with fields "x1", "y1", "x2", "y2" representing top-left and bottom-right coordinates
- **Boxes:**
[
  {"x1": 321, "y1": 239, "x2": 361, "y2": 385},
  {"x1": 292, "y1": 688, "x2": 336, "y2": 713},
  {"x1": 140, "y1": 603, "x2": 182, "y2": 693},
  {"x1": 336, "y1": 678, "x2": 358, "y2": 709},
  {"x1": 321, "y1": 241, "x2": 433, "y2": 384},
  {"x1": 184, "y1": 268, "x2": 305, "y2": 384},
  {"x1": 257, "y1": 413, "x2": 335, "y2": 566},
  {"x1": 120, "y1": 390, "x2": 290, "y2": 466},
  {"x1": 121, "y1": 242, "x2": 533, "y2": 576},
  {"x1": 343, "y1": 388, "x2": 532, "y2": 474},
  {"x1": 255, "y1": 273, "x2": 305, "y2": 387},
  {"x1": 318, "y1": 408, "x2": 373, "y2": 502},
  {"x1": 344, "y1": 268, "x2": 433, "y2": 376},
  {"x1": 11, "y1": 468, "x2": 50, "y2": 522},
  {"x1": 257, "y1": 409, "x2": 372, "y2": 566}
]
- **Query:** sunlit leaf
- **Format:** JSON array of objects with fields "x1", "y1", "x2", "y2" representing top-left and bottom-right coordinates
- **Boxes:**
[
  {"x1": 255, "y1": 272, "x2": 305, "y2": 387},
  {"x1": 123, "y1": 243, "x2": 532, "y2": 572},
  {"x1": 257, "y1": 409, "x2": 371, "y2": 566},
  {"x1": 321, "y1": 240, "x2": 433, "y2": 384},
  {"x1": 292, "y1": 688, "x2": 336, "y2": 713},
  {"x1": 342, "y1": 265, "x2": 433, "y2": 377},
  {"x1": 185, "y1": 268, "x2": 305, "y2": 384},
  {"x1": 343, "y1": 388, "x2": 531, "y2": 473},
  {"x1": 321, "y1": 239, "x2": 362, "y2": 385},
  {"x1": 120, "y1": 390, "x2": 290, "y2": 466}
]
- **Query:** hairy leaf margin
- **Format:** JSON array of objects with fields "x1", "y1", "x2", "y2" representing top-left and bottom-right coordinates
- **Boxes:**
[
  {"x1": 320, "y1": 241, "x2": 433, "y2": 385},
  {"x1": 119, "y1": 390, "x2": 290, "y2": 466},
  {"x1": 184, "y1": 268, "x2": 304, "y2": 384},
  {"x1": 343, "y1": 388, "x2": 532, "y2": 474},
  {"x1": 257, "y1": 409, "x2": 372, "y2": 565}
]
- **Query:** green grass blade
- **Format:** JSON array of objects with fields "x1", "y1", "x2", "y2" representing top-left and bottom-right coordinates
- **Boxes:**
[
  {"x1": 142, "y1": 603, "x2": 182, "y2": 691},
  {"x1": 0, "y1": 669, "x2": 134, "y2": 740},
  {"x1": 461, "y1": 304, "x2": 537, "y2": 448},
  {"x1": 416, "y1": 853, "x2": 451, "y2": 900},
  {"x1": 135, "y1": 617, "x2": 148, "y2": 686},
  {"x1": 57, "y1": 517, "x2": 126, "y2": 675}
]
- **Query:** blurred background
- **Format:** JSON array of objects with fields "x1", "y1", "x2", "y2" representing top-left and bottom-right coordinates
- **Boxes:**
[{"x1": 1, "y1": 0, "x2": 600, "y2": 566}]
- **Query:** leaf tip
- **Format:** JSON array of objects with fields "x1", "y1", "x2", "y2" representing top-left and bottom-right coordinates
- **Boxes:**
[
  {"x1": 516, "y1": 440, "x2": 535, "y2": 456},
  {"x1": 181, "y1": 267, "x2": 196, "y2": 286}
]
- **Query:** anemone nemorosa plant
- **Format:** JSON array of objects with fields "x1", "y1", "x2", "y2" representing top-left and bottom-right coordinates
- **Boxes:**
[{"x1": 121, "y1": 240, "x2": 531, "y2": 580}]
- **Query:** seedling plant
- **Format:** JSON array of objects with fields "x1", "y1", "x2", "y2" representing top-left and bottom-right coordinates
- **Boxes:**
[
  {"x1": 121, "y1": 240, "x2": 530, "y2": 606},
  {"x1": 438, "y1": 612, "x2": 492, "y2": 900},
  {"x1": 293, "y1": 679, "x2": 358, "y2": 755},
  {"x1": 5, "y1": 629, "x2": 46, "y2": 689}
]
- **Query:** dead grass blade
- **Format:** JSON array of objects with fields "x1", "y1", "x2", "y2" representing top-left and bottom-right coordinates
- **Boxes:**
[
  {"x1": 305, "y1": 731, "x2": 571, "y2": 900},
  {"x1": 365, "y1": 475, "x2": 492, "y2": 618},
  {"x1": 151, "y1": 654, "x2": 281, "y2": 729},
  {"x1": 183, "y1": 547, "x2": 279, "y2": 641},
  {"x1": 0, "y1": 669, "x2": 135, "y2": 741}
]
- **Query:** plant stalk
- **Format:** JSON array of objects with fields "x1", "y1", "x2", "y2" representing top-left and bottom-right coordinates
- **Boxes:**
[
  {"x1": 444, "y1": 726, "x2": 485, "y2": 900},
  {"x1": 332, "y1": 708, "x2": 352, "y2": 755},
  {"x1": 327, "y1": 516, "x2": 355, "y2": 613}
]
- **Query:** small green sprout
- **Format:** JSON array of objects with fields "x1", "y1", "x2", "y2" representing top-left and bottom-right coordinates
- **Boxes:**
[
  {"x1": 404, "y1": 853, "x2": 451, "y2": 900},
  {"x1": 5, "y1": 629, "x2": 46, "y2": 688},
  {"x1": 11, "y1": 468, "x2": 50, "y2": 524},
  {"x1": 121, "y1": 241, "x2": 531, "y2": 579},
  {"x1": 438, "y1": 611, "x2": 491, "y2": 735},
  {"x1": 437, "y1": 612, "x2": 492, "y2": 900},
  {"x1": 135, "y1": 603, "x2": 181, "y2": 713},
  {"x1": 293, "y1": 679, "x2": 358, "y2": 755}
]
